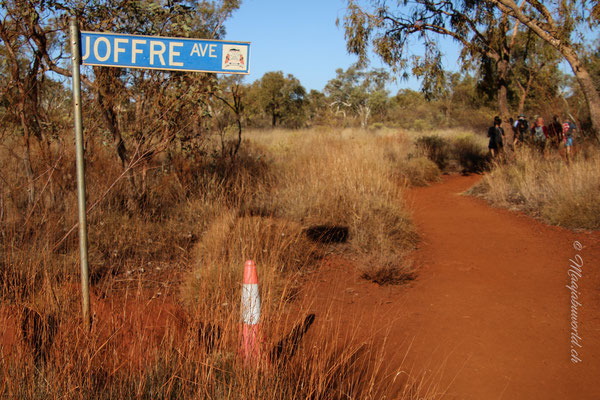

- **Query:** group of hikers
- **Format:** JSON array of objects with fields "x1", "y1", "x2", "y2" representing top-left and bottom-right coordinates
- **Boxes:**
[{"x1": 487, "y1": 114, "x2": 577, "y2": 162}]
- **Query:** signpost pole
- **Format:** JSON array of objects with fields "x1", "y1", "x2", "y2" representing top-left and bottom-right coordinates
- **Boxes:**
[{"x1": 69, "y1": 17, "x2": 91, "y2": 330}]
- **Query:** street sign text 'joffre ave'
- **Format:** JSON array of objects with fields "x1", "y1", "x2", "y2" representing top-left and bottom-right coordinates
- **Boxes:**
[{"x1": 81, "y1": 31, "x2": 250, "y2": 74}]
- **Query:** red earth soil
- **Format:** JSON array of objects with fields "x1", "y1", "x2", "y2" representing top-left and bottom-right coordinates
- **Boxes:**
[{"x1": 300, "y1": 174, "x2": 600, "y2": 400}]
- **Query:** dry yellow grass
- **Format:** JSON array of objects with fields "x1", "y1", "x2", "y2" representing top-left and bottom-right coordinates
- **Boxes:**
[
  {"x1": 1, "y1": 127, "x2": 444, "y2": 398},
  {"x1": 185, "y1": 128, "x2": 419, "y2": 307},
  {"x1": 468, "y1": 147, "x2": 600, "y2": 230},
  {"x1": 268, "y1": 131, "x2": 417, "y2": 253}
]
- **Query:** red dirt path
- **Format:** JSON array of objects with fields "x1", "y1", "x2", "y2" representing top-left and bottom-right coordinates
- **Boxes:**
[{"x1": 303, "y1": 174, "x2": 600, "y2": 399}]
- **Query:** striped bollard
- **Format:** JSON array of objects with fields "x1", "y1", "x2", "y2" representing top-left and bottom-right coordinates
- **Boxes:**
[{"x1": 241, "y1": 260, "x2": 262, "y2": 363}]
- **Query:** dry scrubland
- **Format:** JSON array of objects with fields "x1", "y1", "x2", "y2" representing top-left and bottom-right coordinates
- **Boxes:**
[
  {"x1": 2, "y1": 127, "x2": 481, "y2": 399},
  {"x1": 2, "y1": 125, "x2": 596, "y2": 398},
  {"x1": 469, "y1": 146, "x2": 600, "y2": 230}
]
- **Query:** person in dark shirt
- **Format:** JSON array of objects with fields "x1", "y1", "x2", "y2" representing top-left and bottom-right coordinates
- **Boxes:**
[
  {"x1": 514, "y1": 114, "x2": 529, "y2": 146},
  {"x1": 509, "y1": 117, "x2": 518, "y2": 149},
  {"x1": 488, "y1": 116, "x2": 505, "y2": 158},
  {"x1": 547, "y1": 115, "x2": 563, "y2": 149}
]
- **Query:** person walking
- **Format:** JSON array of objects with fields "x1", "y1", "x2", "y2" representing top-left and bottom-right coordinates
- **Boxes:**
[
  {"x1": 514, "y1": 114, "x2": 529, "y2": 146},
  {"x1": 562, "y1": 118, "x2": 577, "y2": 164},
  {"x1": 531, "y1": 116, "x2": 548, "y2": 155},
  {"x1": 509, "y1": 117, "x2": 518, "y2": 149},
  {"x1": 488, "y1": 116, "x2": 505, "y2": 159},
  {"x1": 547, "y1": 115, "x2": 563, "y2": 150}
]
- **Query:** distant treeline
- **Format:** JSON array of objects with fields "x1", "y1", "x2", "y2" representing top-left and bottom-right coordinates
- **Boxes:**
[{"x1": 1, "y1": 1, "x2": 599, "y2": 197}]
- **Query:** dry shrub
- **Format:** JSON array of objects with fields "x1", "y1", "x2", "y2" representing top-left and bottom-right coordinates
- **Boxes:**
[
  {"x1": 468, "y1": 148, "x2": 600, "y2": 230},
  {"x1": 411, "y1": 130, "x2": 489, "y2": 173},
  {"x1": 183, "y1": 214, "x2": 321, "y2": 314},
  {"x1": 415, "y1": 135, "x2": 450, "y2": 170},
  {"x1": 185, "y1": 129, "x2": 418, "y2": 306},
  {"x1": 451, "y1": 135, "x2": 490, "y2": 173},
  {"x1": 268, "y1": 132, "x2": 417, "y2": 259},
  {"x1": 399, "y1": 157, "x2": 441, "y2": 186},
  {"x1": 359, "y1": 254, "x2": 416, "y2": 285}
]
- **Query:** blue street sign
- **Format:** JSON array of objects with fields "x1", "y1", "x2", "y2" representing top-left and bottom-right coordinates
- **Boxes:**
[{"x1": 81, "y1": 31, "x2": 250, "y2": 74}]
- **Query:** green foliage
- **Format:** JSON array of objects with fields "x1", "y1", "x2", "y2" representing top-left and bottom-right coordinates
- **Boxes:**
[
  {"x1": 341, "y1": 0, "x2": 600, "y2": 138},
  {"x1": 249, "y1": 71, "x2": 307, "y2": 128},
  {"x1": 306, "y1": 89, "x2": 330, "y2": 125},
  {"x1": 342, "y1": 0, "x2": 503, "y2": 99},
  {"x1": 324, "y1": 64, "x2": 390, "y2": 127},
  {"x1": 498, "y1": 29, "x2": 563, "y2": 114},
  {"x1": 385, "y1": 82, "x2": 495, "y2": 132},
  {"x1": 79, "y1": 0, "x2": 240, "y2": 39}
]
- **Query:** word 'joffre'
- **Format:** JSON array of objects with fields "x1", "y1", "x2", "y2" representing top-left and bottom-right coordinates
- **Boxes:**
[{"x1": 81, "y1": 31, "x2": 250, "y2": 74}]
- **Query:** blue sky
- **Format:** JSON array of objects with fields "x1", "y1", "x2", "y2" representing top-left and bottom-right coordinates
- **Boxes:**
[{"x1": 224, "y1": 0, "x2": 461, "y2": 93}]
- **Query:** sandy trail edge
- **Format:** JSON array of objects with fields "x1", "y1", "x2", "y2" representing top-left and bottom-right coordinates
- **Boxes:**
[{"x1": 303, "y1": 174, "x2": 600, "y2": 400}]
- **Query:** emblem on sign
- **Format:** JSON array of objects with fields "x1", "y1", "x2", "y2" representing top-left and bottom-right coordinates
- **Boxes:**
[{"x1": 222, "y1": 45, "x2": 248, "y2": 71}]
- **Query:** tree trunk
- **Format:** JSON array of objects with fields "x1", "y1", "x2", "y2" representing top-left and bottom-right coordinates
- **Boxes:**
[
  {"x1": 359, "y1": 105, "x2": 371, "y2": 128},
  {"x1": 17, "y1": 99, "x2": 36, "y2": 207},
  {"x1": 516, "y1": 73, "x2": 534, "y2": 115},
  {"x1": 563, "y1": 48, "x2": 600, "y2": 141},
  {"x1": 97, "y1": 90, "x2": 129, "y2": 167},
  {"x1": 496, "y1": 15, "x2": 512, "y2": 126},
  {"x1": 497, "y1": 58, "x2": 511, "y2": 124},
  {"x1": 517, "y1": 92, "x2": 526, "y2": 116},
  {"x1": 22, "y1": 137, "x2": 35, "y2": 207},
  {"x1": 491, "y1": 0, "x2": 600, "y2": 141}
]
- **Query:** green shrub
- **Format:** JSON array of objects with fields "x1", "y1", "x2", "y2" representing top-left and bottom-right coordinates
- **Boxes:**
[
  {"x1": 412, "y1": 118, "x2": 434, "y2": 132},
  {"x1": 369, "y1": 122, "x2": 386, "y2": 130}
]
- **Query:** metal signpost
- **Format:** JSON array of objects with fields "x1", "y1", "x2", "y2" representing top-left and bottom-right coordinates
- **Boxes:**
[
  {"x1": 69, "y1": 18, "x2": 91, "y2": 330},
  {"x1": 69, "y1": 17, "x2": 250, "y2": 329}
]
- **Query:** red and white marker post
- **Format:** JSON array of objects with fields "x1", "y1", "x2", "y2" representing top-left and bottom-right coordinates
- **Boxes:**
[{"x1": 240, "y1": 260, "x2": 262, "y2": 363}]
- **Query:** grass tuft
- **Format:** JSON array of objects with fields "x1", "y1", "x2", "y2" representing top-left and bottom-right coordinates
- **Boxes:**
[{"x1": 468, "y1": 147, "x2": 600, "y2": 230}]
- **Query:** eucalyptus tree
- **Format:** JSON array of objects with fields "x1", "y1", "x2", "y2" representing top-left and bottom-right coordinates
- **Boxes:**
[
  {"x1": 488, "y1": 0, "x2": 600, "y2": 139},
  {"x1": 75, "y1": 0, "x2": 242, "y2": 168},
  {"x1": 509, "y1": 29, "x2": 562, "y2": 114},
  {"x1": 341, "y1": 0, "x2": 526, "y2": 123},
  {"x1": 324, "y1": 65, "x2": 390, "y2": 127},
  {"x1": 0, "y1": 1, "x2": 69, "y2": 205},
  {"x1": 254, "y1": 71, "x2": 307, "y2": 128},
  {"x1": 343, "y1": 0, "x2": 600, "y2": 139}
]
